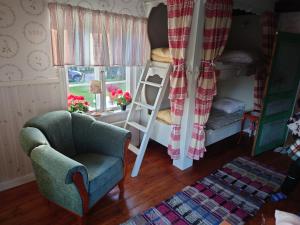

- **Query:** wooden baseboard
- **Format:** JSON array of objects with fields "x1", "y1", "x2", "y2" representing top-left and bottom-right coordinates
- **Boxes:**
[{"x1": 0, "y1": 173, "x2": 35, "y2": 192}]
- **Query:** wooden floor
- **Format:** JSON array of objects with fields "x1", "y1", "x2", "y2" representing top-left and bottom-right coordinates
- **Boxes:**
[{"x1": 1, "y1": 135, "x2": 300, "y2": 225}]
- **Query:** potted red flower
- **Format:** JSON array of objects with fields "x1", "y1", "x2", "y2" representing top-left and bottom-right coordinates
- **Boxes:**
[
  {"x1": 106, "y1": 84, "x2": 119, "y2": 102},
  {"x1": 111, "y1": 89, "x2": 132, "y2": 111},
  {"x1": 67, "y1": 94, "x2": 89, "y2": 113}
]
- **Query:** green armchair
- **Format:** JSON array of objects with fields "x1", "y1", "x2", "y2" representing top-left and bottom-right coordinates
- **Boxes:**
[{"x1": 20, "y1": 111, "x2": 131, "y2": 224}]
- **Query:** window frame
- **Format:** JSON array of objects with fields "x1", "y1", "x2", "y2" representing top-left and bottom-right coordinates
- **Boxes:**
[{"x1": 66, "y1": 66, "x2": 132, "y2": 112}]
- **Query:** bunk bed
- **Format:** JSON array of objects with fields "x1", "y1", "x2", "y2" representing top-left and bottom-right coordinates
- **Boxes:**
[
  {"x1": 141, "y1": 1, "x2": 262, "y2": 149},
  {"x1": 142, "y1": 66, "x2": 253, "y2": 148},
  {"x1": 123, "y1": 0, "x2": 276, "y2": 174}
]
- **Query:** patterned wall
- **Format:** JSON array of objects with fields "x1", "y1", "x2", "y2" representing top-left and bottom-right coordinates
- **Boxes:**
[
  {"x1": 0, "y1": 0, "x2": 145, "y2": 190},
  {"x1": 0, "y1": 0, "x2": 56, "y2": 82},
  {"x1": 50, "y1": 0, "x2": 145, "y2": 17}
]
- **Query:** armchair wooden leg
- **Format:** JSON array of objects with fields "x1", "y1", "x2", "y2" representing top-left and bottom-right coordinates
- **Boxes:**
[
  {"x1": 73, "y1": 172, "x2": 89, "y2": 225},
  {"x1": 77, "y1": 215, "x2": 87, "y2": 225},
  {"x1": 118, "y1": 138, "x2": 129, "y2": 198},
  {"x1": 118, "y1": 179, "x2": 125, "y2": 196}
]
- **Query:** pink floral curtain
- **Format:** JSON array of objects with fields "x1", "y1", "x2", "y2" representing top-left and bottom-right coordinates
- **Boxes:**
[
  {"x1": 253, "y1": 11, "x2": 276, "y2": 111},
  {"x1": 167, "y1": 0, "x2": 194, "y2": 159},
  {"x1": 188, "y1": 0, "x2": 233, "y2": 160},
  {"x1": 48, "y1": 3, "x2": 150, "y2": 66}
]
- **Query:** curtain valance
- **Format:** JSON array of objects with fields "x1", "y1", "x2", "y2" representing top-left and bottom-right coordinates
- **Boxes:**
[{"x1": 48, "y1": 3, "x2": 150, "y2": 66}]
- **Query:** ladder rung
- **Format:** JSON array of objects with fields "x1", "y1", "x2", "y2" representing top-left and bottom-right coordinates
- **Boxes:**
[
  {"x1": 128, "y1": 144, "x2": 139, "y2": 155},
  {"x1": 150, "y1": 61, "x2": 171, "y2": 69},
  {"x1": 134, "y1": 101, "x2": 155, "y2": 110},
  {"x1": 127, "y1": 121, "x2": 147, "y2": 132},
  {"x1": 140, "y1": 81, "x2": 162, "y2": 88}
]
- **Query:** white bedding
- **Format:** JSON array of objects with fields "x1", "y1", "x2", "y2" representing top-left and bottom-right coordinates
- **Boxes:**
[
  {"x1": 215, "y1": 50, "x2": 262, "y2": 79},
  {"x1": 156, "y1": 108, "x2": 244, "y2": 130},
  {"x1": 212, "y1": 97, "x2": 245, "y2": 114},
  {"x1": 151, "y1": 112, "x2": 242, "y2": 147},
  {"x1": 217, "y1": 50, "x2": 261, "y2": 64}
]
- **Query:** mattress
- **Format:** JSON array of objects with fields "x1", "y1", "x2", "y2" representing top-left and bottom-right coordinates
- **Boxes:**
[
  {"x1": 206, "y1": 109, "x2": 243, "y2": 130},
  {"x1": 156, "y1": 108, "x2": 243, "y2": 130}
]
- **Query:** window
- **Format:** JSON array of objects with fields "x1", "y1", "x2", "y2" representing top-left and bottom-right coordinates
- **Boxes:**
[
  {"x1": 105, "y1": 67, "x2": 127, "y2": 109},
  {"x1": 67, "y1": 66, "x2": 132, "y2": 111},
  {"x1": 68, "y1": 66, "x2": 97, "y2": 110}
]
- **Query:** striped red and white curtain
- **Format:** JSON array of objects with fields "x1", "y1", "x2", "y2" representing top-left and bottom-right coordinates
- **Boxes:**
[
  {"x1": 188, "y1": 0, "x2": 233, "y2": 160},
  {"x1": 253, "y1": 12, "x2": 276, "y2": 111},
  {"x1": 167, "y1": 0, "x2": 194, "y2": 159},
  {"x1": 48, "y1": 3, "x2": 150, "y2": 66}
]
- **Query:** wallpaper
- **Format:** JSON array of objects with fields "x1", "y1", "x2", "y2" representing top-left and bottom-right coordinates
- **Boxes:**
[
  {"x1": 0, "y1": 0, "x2": 56, "y2": 82},
  {"x1": 0, "y1": 0, "x2": 145, "y2": 83},
  {"x1": 51, "y1": 0, "x2": 145, "y2": 17}
]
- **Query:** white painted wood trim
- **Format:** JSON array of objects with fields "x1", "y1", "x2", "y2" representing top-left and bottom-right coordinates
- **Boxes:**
[
  {"x1": 111, "y1": 120, "x2": 126, "y2": 126},
  {"x1": 173, "y1": 0, "x2": 206, "y2": 170},
  {"x1": 0, "y1": 173, "x2": 35, "y2": 192},
  {"x1": 144, "y1": 0, "x2": 167, "y2": 17},
  {"x1": 0, "y1": 78, "x2": 60, "y2": 87}
]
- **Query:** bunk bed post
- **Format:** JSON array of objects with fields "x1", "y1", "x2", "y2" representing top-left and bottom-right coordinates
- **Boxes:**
[{"x1": 172, "y1": 0, "x2": 206, "y2": 170}]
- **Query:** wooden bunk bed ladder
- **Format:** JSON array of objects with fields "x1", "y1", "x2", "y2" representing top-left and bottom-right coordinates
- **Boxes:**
[{"x1": 124, "y1": 60, "x2": 172, "y2": 177}]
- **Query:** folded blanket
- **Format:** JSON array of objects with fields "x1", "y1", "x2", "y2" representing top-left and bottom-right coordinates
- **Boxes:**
[
  {"x1": 151, "y1": 54, "x2": 173, "y2": 63},
  {"x1": 151, "y1": 48, "x2": 172, "y2": 63},
  {"x1": 286, "y1": 139, "x2": 300, "y2": 161},
  {"x1": 152, "y1": 48, "x2": 171, "y2": 57}
]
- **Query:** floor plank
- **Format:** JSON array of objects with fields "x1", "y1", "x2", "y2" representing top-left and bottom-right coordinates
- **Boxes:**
[{"x1": 0, "y1": 135, "x2": 299, "y2": 225}]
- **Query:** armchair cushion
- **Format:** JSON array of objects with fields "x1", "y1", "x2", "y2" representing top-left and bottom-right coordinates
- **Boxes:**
[
  {"x1": 25, "y1": 111, "x2": 76, "y2": 157},
  {"x1": 72, "y1": 153, "x2": 123, "y2": 194}
]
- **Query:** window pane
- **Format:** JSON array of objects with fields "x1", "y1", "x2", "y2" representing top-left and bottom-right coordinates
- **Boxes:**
[
  {"x1": 106, "y1": 82, "x2": 127, "y2": 109},
  {"x1": 105, "y1": 66, "x2": 126, "y2": 81},
  {"x1": 68, "y1": 66, "x2": 95, "y2": 83},
  {"x1": 68, "y1": 67, "x2": 96, "y2": 109},
  {"x1": 105, "y1": 66, "x2": 127, "y2": 109}
]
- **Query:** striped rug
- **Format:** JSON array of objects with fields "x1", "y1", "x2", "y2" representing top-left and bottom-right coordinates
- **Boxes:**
[{"x1": 121, "y1": 157, "x2": 285, "y2": 225}]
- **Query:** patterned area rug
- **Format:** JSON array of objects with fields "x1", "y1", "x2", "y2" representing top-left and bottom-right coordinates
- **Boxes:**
[{"x1": 121, "y1": 157, "x2": 286, "y2": 225}]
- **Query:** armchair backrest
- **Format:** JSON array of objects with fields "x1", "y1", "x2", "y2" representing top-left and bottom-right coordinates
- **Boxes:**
[
  {"x1": 24, "y1": 111, "x2": 76, "y2": 157},
  {"x1": 71, "y1": 112, "x2": 95, "y2": 154}
]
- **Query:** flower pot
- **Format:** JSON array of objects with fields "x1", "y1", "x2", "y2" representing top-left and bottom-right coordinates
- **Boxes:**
[{"x1": 120, "y1": 105, "x2": 127, "y2": 111}]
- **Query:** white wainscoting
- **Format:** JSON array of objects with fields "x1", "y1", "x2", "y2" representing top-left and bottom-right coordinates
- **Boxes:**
[
  {"x1": 0, "y1": 78, "x2": 65, "y2": 191},
  {"x1": 0, "y1": 173, "x2": 35, "y2": 192}
]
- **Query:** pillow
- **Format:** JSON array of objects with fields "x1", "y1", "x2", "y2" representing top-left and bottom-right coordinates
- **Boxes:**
[
  {"x1": 217, "y1": 50, "x2": 260, "y2": 64},
  {"x1": 212, "y1": 98, "x2": 245, "y2": 114},
  {"x1": 275, "y1": 210, "x2": 300, "y2": 225}
]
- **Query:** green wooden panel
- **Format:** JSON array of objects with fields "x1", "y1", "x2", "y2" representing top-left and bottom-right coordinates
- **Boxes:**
[{"x1": 253, "y1": 32, "x2": 300, "y2": 156}]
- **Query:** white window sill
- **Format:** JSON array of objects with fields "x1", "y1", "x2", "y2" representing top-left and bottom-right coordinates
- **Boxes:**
[
  {"x1": 86, "y1": 107, "x2": 130, "y2": 126},
  {"x1": 93, "y1": 108, "x2": 129, "y2": 119}
]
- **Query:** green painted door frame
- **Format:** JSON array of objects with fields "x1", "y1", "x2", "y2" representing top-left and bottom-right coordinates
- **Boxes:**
[{"x1": 252, "y1": 32, "x2": 300, "y2": 156}]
